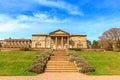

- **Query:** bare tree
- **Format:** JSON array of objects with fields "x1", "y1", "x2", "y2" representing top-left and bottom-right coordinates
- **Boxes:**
[{"x1": 99, "y1": 28, "x2": 120, "y2": 50}]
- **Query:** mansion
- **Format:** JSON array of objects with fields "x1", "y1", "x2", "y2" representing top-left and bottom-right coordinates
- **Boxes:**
[{"x1": 0, "y1": 29, "x2": 87, "y2": 49}]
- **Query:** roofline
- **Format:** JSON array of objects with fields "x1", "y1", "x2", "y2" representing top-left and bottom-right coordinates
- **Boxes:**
[
  {"x1": 70, "y1": 34, "x2": 87, "y2": 36},
  {"x1": 49, "y1": 29, "x2": 70, "y2": 34},
  {"x1": 32, "y1": 34, "x2": 48, "y2": 36},
  {"x1": 4, "y1": 39, "x2": 31, "y2": 41},
  {"x1": 32, "y1": 34, "x2": 87, "y2": 36}
]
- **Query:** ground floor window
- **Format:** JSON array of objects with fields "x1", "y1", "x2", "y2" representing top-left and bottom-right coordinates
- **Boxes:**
[
  {"x1": 35, "y1": 42, "x2": 41, "y2": 48},
  {"x1": 77, "y1": 44, "x2": 83, "y2": 48}
]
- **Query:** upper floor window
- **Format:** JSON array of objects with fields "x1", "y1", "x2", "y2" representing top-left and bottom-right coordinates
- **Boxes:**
[
  {"x1": 38, "y1": 38, "x2": 40, "y2": 41},
  {"x1": 78, "y1": 38, "x2": 82, "y2": 42}
]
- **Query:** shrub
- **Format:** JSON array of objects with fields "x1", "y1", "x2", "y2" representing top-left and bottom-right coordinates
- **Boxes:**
[
  {"x1": 68, "y1": 50, "x2": 95, "y2": 73},
  {"x1": 105, "y1": 47, "x2": 113, "y2": 51},
  {"x1": 67, "y1": 50, "x2": 78, "y2": 56},
  {"x1": 20, "y1": 48, "x2": 30, "y2": 51},
  {"x1": 80, "y1": 65, "x2": 95, "y2": 73},
  {"x1": 68, "y1": 56, "x2": 76, "y2": 62},
  {"x1": 113, "y1": 48, "x2": 120, "y2": 52},
  {"x1": 77, "y1": 63, "x2": 85, "y2": 67},
  {"x1": 27, "y1": 50, "x2": 53, "y2": 74},
  {"x1": 69, "y1": 48, "x2": 81, "y2": 51},
  {"x1": 28, "y1": 63, "x2": 45, "y2": 74}
]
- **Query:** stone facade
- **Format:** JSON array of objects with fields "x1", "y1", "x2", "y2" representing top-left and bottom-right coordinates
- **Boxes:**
[
  {"x1": 0, "y1": 39, "x2": 31, "y2": 48},
  {"x1": 0, "y1": 29, "x2": 87, "y2": 49},
  {"x1": 32, "y1": 29, "x2": 87, "y2": 49}
]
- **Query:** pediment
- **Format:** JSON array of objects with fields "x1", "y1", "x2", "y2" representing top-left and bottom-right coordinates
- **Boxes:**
[{"x1": 49, "y1": 29, "x2": 69, "y2": 35}]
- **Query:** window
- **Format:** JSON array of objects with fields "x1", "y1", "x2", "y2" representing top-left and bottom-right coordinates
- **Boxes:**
[
  {"x1": 78, "y1": 38, "x2": 82, "y2": 42},
  {"x1": 77, "y1": 44, "x2": 83, "y2": 48},
  {"x1": 35, "y1": 42, "x2": 41, "y2": 48},
  {"x1": 47, "y1": 37, "x2": 50, "y2": 41},
  {"x1": 38, "y1": 38, "x2": 40, "y2": 41}
]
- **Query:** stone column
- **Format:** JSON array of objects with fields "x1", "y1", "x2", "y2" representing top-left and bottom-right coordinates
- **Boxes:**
[
  {"x1": 45, "y1": 37, "x2": 46, "y2": 48},
  {"x1": 50, "y1": 37, "x2": 52, "y2": 48},
  {"x1": 55, "y1": 36, "x2": 57, "y2": 49},
  {"x1": 61, "y1": 37, "x2": 63, "y2": 49},
  {"x1": 62, "y1": 37, "x2": 64, "y2": 49},
  {"x1": 67, "y1": 36, "x2": 69, "y2": 48}
]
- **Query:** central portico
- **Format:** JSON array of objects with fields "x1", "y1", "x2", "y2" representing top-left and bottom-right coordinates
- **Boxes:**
[
  {"x1": 32, "y1": 29, "x2": 87, "y2": 49},
  {"x1": 50, "y1": 30, "x2": 70, "y2": 49}
]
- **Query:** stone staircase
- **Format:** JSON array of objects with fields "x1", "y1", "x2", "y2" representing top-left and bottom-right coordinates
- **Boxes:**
[{"x1": 45, "y1": 50, "x2": 78, "y2": 72}]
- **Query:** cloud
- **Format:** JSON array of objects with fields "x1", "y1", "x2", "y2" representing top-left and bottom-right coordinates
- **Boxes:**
[
  {"x1": 0, "y1": 13, "x2": 67, "y2": 32},
  {"x1": 33, "y1": 0, "x2": 83, "y2": 15},
  {"x1": 0, "y1": 14, "x2": 29, "y2": 32},
  {"x1": 76, "y1": 16, "x2": 120, "y2": 40},
  {"x1": 17, "y1": 13, "x2": 67, "y2": 23}
]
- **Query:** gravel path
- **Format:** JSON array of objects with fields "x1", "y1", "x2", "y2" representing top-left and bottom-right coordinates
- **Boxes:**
[{"x1": 0, "y1": 72, "x2": 120, "y2": 80}]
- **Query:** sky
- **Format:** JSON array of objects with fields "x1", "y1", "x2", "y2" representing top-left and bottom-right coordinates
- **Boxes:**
[{"x1": 0, "y1": 0, "x2": 120, "y2": 41}]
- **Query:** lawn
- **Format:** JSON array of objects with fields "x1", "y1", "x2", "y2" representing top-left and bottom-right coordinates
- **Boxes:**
[
  {"x1": 0, "y1": 51, "x2": 41, "y2": 76},
  {"x1": 78, "y1": 51, "x2": 120, "y2": 75}
]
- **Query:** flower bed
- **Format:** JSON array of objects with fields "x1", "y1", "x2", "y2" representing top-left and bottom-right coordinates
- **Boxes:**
[
  {"x1": 27, "y1": 50, "x2": 53, "y2": 74},
  {"x1": 67, "y1": 50, "x2": 95, "y2": 73}
]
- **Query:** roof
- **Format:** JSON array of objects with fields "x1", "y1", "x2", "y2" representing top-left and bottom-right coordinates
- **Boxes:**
[
  {"x1": 32, "y1": 29, "x2": 86, "y2": 36},
  {"x1": 5, "y1": 38, "x2": 31, "y2": 41},
  {"x1": 32, "y1": 34, "x2": 48, "y2": 36},
  {"x1": 49, "y1": 29, "x2": 70, "y2": 35},
  {"x1": 70, "y1": 34, "x2": 87, "y2": 36}
]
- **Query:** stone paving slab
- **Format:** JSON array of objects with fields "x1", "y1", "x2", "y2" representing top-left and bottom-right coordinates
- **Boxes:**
[{"x1": 0, "y1": 72, "x2": 120, "y2": 80}]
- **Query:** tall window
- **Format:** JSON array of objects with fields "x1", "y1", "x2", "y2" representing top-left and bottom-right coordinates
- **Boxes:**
[
  {"x1": 78, "y1": 38, "x2": 82, "y2": 42},
  {"x1": 35, "y1": 42, "x2": 41, "y2": 48},
  {"x1": 46, "y1": 37, "x2": 50, "y2": 48}
]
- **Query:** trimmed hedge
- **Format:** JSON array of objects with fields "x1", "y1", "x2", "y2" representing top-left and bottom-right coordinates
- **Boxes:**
[
  {"x1": 67, "y1": 50, "x2": 95, "y2": 73},
  {"x1": 69, "y1": 48, "x2": 81, "y2": 51},
  {"x1": 27, "y1": 50, "x2": 53, "y2": 74},
  {"x1": 20, "y1": 48, "x2": 31, "y2": 51}
]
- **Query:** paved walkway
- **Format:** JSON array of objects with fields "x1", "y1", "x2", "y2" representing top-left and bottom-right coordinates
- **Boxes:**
[{"x1": 0, "y1": 72, "x2": 120, "y2": 80}]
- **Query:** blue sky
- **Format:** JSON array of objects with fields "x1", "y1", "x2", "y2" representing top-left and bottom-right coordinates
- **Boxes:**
[{"x1": 0, "y1": 0, "x2": 120, "y2": 40}]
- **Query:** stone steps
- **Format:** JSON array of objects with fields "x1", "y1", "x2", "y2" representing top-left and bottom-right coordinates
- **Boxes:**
[
  {"x1": 50, "y1": 56, "x2": 68, "y2": 61},
  {"x1": 51, "y1": 56, "x2": 69, "y2": 58},
  {"x1": 45, "y1": 70, "x2": 78, "y2": 72},
  {"x1": 46, "y1": 66, "x2": 76, "y2": 68},
  {"x1": 45, "y1": 50, "x2": 78, "y2": 72},
  {"x1": 46, "y1": 68, "x2": 77, "y2": 70}
]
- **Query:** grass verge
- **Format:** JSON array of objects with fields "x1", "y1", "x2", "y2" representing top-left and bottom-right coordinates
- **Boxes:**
[
  {"x1": 78, "y1": 51, "x2": 120, "y2": 75},
  {"x1": 0, "y1": 51, "x2": 40, "y2": 76}
]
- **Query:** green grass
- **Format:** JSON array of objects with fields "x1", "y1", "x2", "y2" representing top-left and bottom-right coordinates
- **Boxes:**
[
  {"x1": 78, "y1": 51, "x2": 120, "y2": 75},
  {"x1": 0, "y1": 51, "x2": 41, "y2": 76}
]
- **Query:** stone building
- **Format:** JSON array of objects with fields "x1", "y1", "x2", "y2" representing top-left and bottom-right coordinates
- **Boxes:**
[
  {"x1": 32, "y1": 29, "x2": 87, "y2": 49},
  {"x1": 0, "y1": 38, "x2": 31, "y2": 48},
  {"x1": 0, "y1": 29, "x2": 87, "y2": 49}
]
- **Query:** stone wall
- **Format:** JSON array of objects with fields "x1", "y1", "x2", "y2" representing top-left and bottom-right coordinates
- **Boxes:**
[{"x1": 81, "y1": 49, "x2": 105, "y2": 52}]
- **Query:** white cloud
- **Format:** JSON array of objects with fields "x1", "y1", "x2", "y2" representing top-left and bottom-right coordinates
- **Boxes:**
[
  {"x1": 84, "y1": 17, "x2": 120, "y2": 40},
  {"x1": 0, "y1": 13, "x2": 67, "y2": 32},
  {"x1": 0, "y1": 14, "x2": 29, "y2": 32},
  {"x1": 17, "y1": 13, "x2": 67, "y2": 23},
  {"x1": 33, "y1": 0, "x2": 83, "y2": 15}
]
